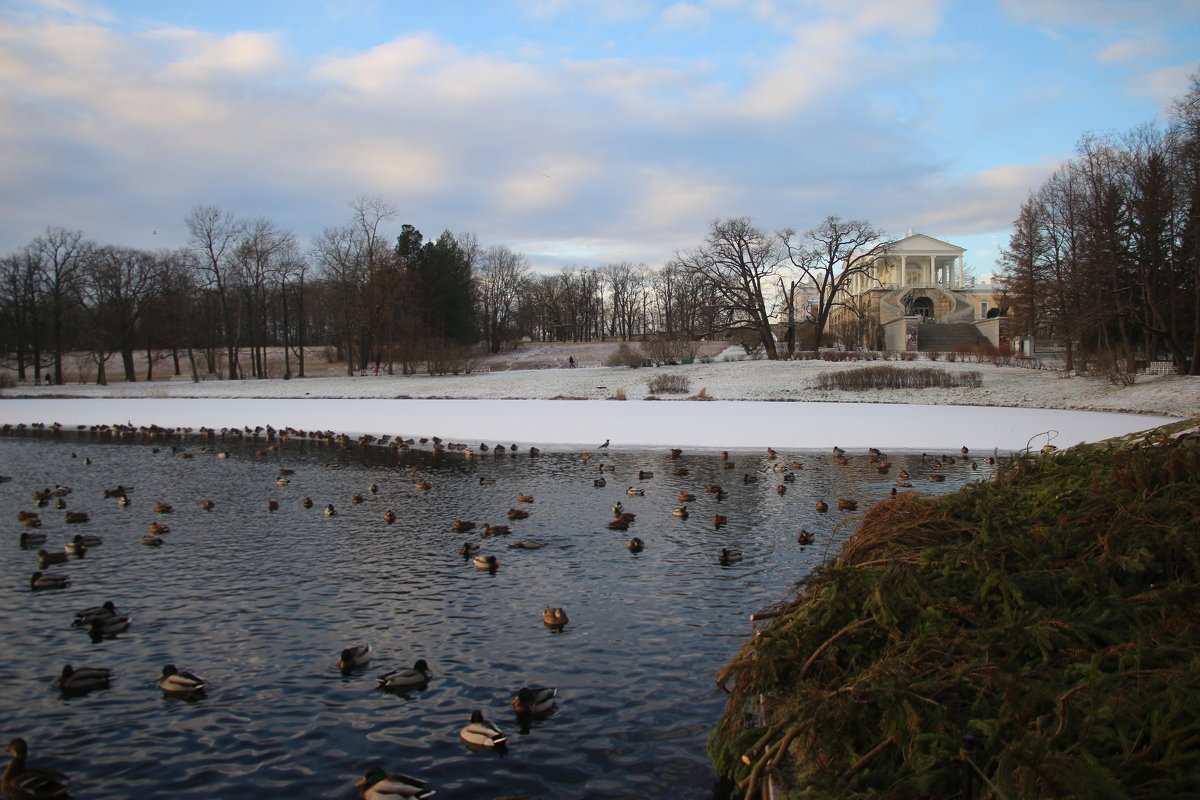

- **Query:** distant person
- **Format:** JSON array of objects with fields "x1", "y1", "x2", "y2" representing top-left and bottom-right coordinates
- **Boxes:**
[
  {"x1": 568, "y1": 356, "x2": 576, "y2": 368},
  {"x1": 374, "y1": 364, "x2": 379, "y2": 376},
  {"x1": 44, "y1": 372, "x2": 52, "y2": 385}
]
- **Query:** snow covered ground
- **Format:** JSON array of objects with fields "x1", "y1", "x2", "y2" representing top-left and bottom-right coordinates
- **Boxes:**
[{"x1": 2, "y1": 350, "x2": 1194, "y2": 453}]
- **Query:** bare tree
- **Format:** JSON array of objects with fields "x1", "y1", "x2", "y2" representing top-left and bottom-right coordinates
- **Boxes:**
[
  {"x1": 674, "y1": 217, "x2": 786, "y2": 358},
  {"x1": 81, "y1": 245, "x2": 163, "y2": 383},
  {"x1": 28, "y1": 226, "x2": 91, "y2": 383},
  {"x1": 476, "y1": 245, "x2": 530, "y2": 353},
  {"x1": 781, "y1": 216, "x2": 890, "y2": 350},
  {"x1": 186, "y1": 205, "x2": 247, "y2": 379}
]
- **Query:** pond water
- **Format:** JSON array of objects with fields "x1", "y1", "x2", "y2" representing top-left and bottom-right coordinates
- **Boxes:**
[{"x1": 1, "y1": 428, "x2": 1002, "y2": 799}]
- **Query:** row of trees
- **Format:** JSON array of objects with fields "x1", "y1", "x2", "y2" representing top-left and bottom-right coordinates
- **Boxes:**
[
  {"x1": 2, "y1": 188, "x2": 893, "y2": 382},
  {"x1": 998, "y1": 73, "x2": 1200, "y2": 374}
]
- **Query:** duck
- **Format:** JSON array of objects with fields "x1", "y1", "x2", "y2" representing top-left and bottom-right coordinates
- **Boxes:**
[
  {"x1": 637, "y1": 470, "x2": 653, "y2": 480},
  {"x1": 627, "y1": 537, "x2": 644, "y2": 553},
  {"x1": 516, "y1": 493, "x2": 534, "y2": 503},
  {"x1": 350, "y1": 493, "x2": 365, "y2": 504},
  {"x1": 473, "y1": 555, "x2": 499, "y2": 571},
  {"x1": 30, "y1": 572, "x2": 69, "y2": 591},
  {"x1": 87, "y1": 613, "x2": 131, "y2": 642},
  {"x1": 543, "y1": 607, "x2": 569, "y2": 627},
  {"x1": 158, "y1": 664, "x2": 205, "y2": 695},
  {"x1": 625, "y1": 487, "x2": 645, "y2": 496},
  {"x1": 73, "y1": 601, "x2": 117, "y2": 627},
  {"x1": 153, "y1": 502, "x2": 173, "y2": 514},
  {"x1": 771, "y1": 463, "x2": 788, "y2": 472},
  {"x1": 201, "y1": 500, "x2": 215, "y2": 511},
  {"x1": 324, "y1": 504, "x2": 337, "y2": 516},
  {"x1": 266, "y1": 500, "x2": 279, "y2": 512},
  {"x1": 460, "y1": 710, "x2": 507, "y2": 748},
  {"x1": 19, "y1": 512, "x2": 42, "y2": 528},
  {"x1": 413, "y1": 481, "x2": 432, "y2": 490},
  {"x1": 506, "y1": 508, "x2": 529, "y2": 520},
  {"x1": 458, "y1": 541, "x2": 481, "y2": 557},
  {"x1": 796, "y1": 530, "x2": 814, "y2": 545},
  {"x1": 791, "y1": 460, "x2": 804, "y2": 469},
  {"x1": 837, "y1": 499, "x2": 858, "y2": 511},
  {"x1": 452, "y1": 520, "x2": 476, "y2": 532},
  {"x1": 383, "y1": 510, "x2": 397, "y2": 525},
  {"x1": 678, "y1": 492, "x2": 697, "y2": 502},
  {"x1": 929, "y1": 474, "x2": 946, "y2": 482},
  {"x1": 711, "y1": 514, "x2": 728, "y2": 528},
  {"x1": 673, "y1": 467, "x2": 689, "y2": 476},
  {"x1": 3, "y1": 738, "x2": 71, "y2": 800},
  {"x1": 37, "y1": 549, "x2": 68, "y2": 568},
  {"x1": 509, "y1": 539, "x2": 543, "y2": 549},
  {"x1": 512, "y1": 686, "x2": 558, "y2": 718},
  {"x1": 141, "y1": 535, "x2": 164, "y2": 547},
  {"x1": 147, "y1": 521, "x2": 169, "y2": 534},
  {"x1": 671, "y1": 506, "x2": 689, "y2": 518},
  {"x1": 63, "y1": 511, "x2": 88, "y2": 524},
  {"x1": 301, "y1": 497, "x2": 313, "y2": 508},
  {"x1": 275, "y1": 476, "x2": 290, "y2": 486},
  {"x1": 718, "y1": 548, "x2": 743, "y2": 565},
  {"x1": 606, "y1": 518, "x2": 629, "y2": 531},
  {"x1": 478, "y1": 476, "x2": 495, "y2": 485},
  {"x1": 18, "y1": 532, "x2": 46, "y2": 548},
  {"x1": 355, "y1": 767, "x2": 435, "y2": 800},
  {"x1": 338, "y1": 645, "x2": 372, "y2": 674},
  {"x1": 593, "y1": 477, "x2": 607, "y2": 487},
  {"x1": 815, "y1": 500, "x2": 829, "y2": 513},
  {"x1": 57, "y1": 665, "x2": 112, "y2": 695},
  {"x1": 482, "y1": 523, "x2": 511, "y2": 536},
  {"x1": 377, "y1": 659, "x2": 432, "y2": 690},
  {"x1": 776, "y1": 485, "x2": 786, "y2": 495}
]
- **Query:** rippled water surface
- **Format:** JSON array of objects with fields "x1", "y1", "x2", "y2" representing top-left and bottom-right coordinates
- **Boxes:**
[{"x1": 1, "y1": 429, "x2": 1002, "y2": 798}]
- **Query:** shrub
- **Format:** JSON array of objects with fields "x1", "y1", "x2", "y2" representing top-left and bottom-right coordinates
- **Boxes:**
[
  {"x1": 647, "y1": 373, "x2": 691, "y2": 394},
  {"x1": 814, "y1": 365, "x2": 982, "y2": 391},
  {"x1": 898, "y1": 351, "x2": 918, "y2": 361}
]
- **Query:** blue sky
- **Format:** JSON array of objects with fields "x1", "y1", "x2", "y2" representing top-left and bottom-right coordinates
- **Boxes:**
[{"x1": 1, "y1": 0, "x2": 1197, "y2": 276}]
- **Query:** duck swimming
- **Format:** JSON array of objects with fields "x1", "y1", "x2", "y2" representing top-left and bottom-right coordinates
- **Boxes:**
[
  {"x1": 473, "y1": 555, "x2": 499, "y2": 571},
  {"x1": 87, "y1": 613, "x2": 131, "y2": 642},
  {"x1": 627, "y1": 537, "x2": 644, "y2": 553},
  {"x1": 3, "y1": 738, "x2": 70, "y2": 800},
  {"x1": 543, "y1": 607, "x2": 569, "y2": 627},
  {"x1": 460, "y1": 710, "x2": 507, "y2": 748},
  {"x1": 355, "y1": 767, "x2": 435, "y2": 800},
  {"x1": 509, "y1": 539, "x2": 543, "y2": 549},
  {"x1": 377, "y1": 660, "x2": 432, "y2": 690},
  {"x1": 30, "y1": 572, "x2": 69, "y2": 591},
  {"x1": 718, "y1": 548, "x2": 743, "y2": 564},
  {"x1": 158, "y1": 664, "x2": 205, "y2": 696},
  {"x1": 37, "y1": 549, "x2": 68, "y2": 568},
  {"x1": 57, "y1": 665, "x2": 112, "y2": 695},
  {"x1": 511, "y1": 686, "x2": 558, "y2": 718},
  {"x1": 338, "y1": 645, "x2": 372, "y2": 674},
  {"x1": 73, "y1": 601, "x2": 117, "y2": 628}
]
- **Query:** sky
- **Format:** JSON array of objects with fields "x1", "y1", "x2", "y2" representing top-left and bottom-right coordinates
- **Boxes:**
[{"x1": 1, "y1": 0, "x2": 1197, "y2": 277}]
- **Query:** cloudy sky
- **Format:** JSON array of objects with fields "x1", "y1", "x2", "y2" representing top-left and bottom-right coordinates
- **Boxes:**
[{"x1": 1, "y1": 0, "x2": 1196, "y2": 276}]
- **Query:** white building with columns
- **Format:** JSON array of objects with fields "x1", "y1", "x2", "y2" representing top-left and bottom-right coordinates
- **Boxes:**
[{"x1": 833, "y1": 231, "x2": 1004, "y2": 351}]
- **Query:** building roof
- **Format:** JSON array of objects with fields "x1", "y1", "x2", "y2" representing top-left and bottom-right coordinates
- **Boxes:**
[{"x1": 887, "y1": 231, "x2": 966, "y2": 255}]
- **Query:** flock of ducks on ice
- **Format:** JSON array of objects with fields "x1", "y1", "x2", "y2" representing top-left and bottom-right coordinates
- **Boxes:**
[{"x1": 3, "y1": 421, "x2": 990, "y2": 798}]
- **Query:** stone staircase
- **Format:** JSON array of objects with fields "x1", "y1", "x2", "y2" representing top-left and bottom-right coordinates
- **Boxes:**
[{"x1": 916, "y1": 323, "x2": 984, "y2": 352}]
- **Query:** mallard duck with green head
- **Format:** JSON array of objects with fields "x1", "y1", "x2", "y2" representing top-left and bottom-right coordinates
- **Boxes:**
[
  {"x1": 511, "y1": 686, "x2": 557, "y2": 718},
  {"x1": 355, "y1": 767, "x2": 434, "y2": 799},
  {"x1": 338, "y1": 645, "x2": 372, "y2": 674},
  {"x1": 158, "y1": 664, "x2": 205, "y2": 696},
  {"x1": 460, "y1": 710, "x2": 507, "y2": 748}
]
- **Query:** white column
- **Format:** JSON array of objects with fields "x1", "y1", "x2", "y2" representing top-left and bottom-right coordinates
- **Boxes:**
[{"x1": 900, "y1": 255, "x2": 907, "y2": 287}]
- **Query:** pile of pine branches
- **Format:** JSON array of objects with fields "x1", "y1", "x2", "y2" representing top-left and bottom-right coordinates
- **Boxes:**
[{"x1": 710, "y1": 422, "x2": 1200, "y2": 799}]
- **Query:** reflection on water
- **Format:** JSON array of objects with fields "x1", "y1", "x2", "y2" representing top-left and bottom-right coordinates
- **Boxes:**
[{"x1": 0, "y1": 428, "x2": 1000, "y2": 798}]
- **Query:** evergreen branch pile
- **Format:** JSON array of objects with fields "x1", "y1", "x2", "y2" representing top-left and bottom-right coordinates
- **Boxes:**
[{"x1": 710, "y1": 422, "x2": 1200, "y2": 799}]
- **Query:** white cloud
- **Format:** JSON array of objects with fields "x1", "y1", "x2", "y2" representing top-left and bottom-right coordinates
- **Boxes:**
[
  {"x1": 1127, "y1": 62, "x2": 1198, "y2": 107},
  {"x1": 150, "y1": 29, "x2": 289, "y2": 79},
  {"x1": 1097, "y1": 37, "x2": 1162, "y2": 64},
  {"x1": 661, "y1": 2, "x2": 710, "y2": 30}
]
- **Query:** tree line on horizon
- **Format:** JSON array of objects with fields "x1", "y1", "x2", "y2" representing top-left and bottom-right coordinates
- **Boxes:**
[
  {"x1": 0, "y1": 190, "x2": 890, "y2": 384},
  {"x1": 3, "y1": 76, "x2": 1197, "y2": 384}
]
